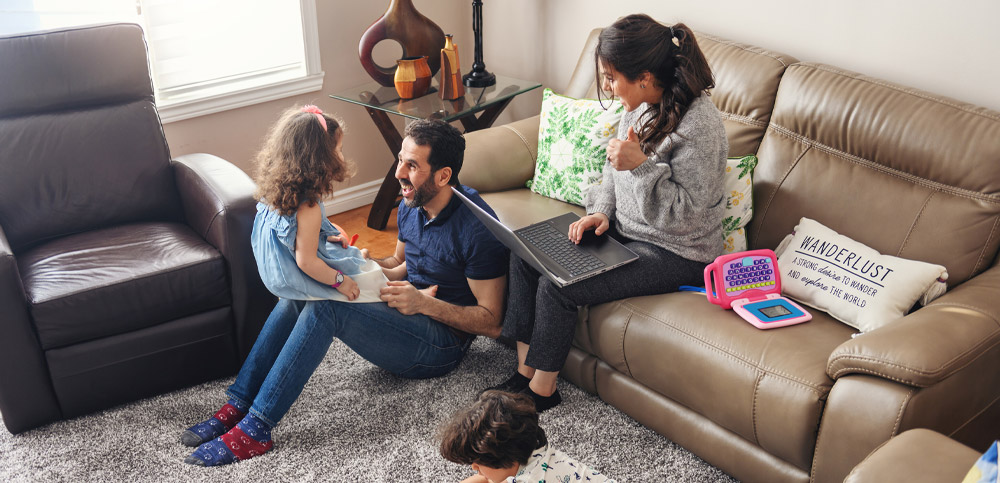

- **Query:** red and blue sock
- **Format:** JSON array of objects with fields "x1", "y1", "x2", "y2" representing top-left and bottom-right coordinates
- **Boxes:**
[
  {"x1": 180, "y1": 399, "x2": 247, "y2": 447},
  {"x1": 184, "y1": 412, "x2": 273, "y2": 467}
]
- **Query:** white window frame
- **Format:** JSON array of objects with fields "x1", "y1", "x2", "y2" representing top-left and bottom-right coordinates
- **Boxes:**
[{"x1": 155, "y1": 0, "x2": 324, "y2": 124}]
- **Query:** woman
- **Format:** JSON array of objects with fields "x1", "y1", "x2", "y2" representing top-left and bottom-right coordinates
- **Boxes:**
[{"x1": 487, "y1": 14, "x2": 729, "y2": 411}]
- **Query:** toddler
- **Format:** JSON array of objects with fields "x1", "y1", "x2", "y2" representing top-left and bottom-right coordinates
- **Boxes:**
[{"x1": 439, "y1": 390, "x2": 616, "y2": 483}]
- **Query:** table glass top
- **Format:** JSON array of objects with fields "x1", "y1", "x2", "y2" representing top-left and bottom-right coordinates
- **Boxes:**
[{"x1": 330, "y1": 75, "x2": 542, "y2": 121}]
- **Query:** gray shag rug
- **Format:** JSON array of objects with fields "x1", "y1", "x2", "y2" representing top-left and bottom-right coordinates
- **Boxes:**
[{"x1": 0, "y1": 337, "x2": 737, "y2": 482}]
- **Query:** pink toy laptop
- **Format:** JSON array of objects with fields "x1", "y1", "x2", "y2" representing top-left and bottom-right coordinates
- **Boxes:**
[{"x1": 703, "y1": 249, "x2": 811, "y2": 329}]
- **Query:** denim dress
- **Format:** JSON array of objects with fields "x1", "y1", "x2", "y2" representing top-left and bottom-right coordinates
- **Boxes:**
[{"x1": 251, "y1": 202, "x2": 387, "y2": 303}]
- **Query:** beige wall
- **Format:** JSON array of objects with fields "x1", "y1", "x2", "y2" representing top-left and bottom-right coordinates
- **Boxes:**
[
  {"x1": 163, "y1": 1, "x2": 474, "y2": 199},
  {"x1": 164, "y1": 0, "x2": 1000, "y2": 214}
]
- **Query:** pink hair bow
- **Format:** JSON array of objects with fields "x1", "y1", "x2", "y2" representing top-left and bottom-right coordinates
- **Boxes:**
[{"x1": 301, "y1": 104, "x2": 327, "y2": 131}]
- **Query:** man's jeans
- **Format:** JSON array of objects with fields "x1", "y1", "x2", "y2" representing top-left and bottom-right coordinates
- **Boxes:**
[{"x1": 226, "y1": 298, "x2": 471, "y2": 426}]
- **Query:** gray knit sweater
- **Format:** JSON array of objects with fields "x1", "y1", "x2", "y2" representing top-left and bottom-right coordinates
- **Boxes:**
[{"x1": 587, "y1": 94, "x2": 728, "y2": 263}]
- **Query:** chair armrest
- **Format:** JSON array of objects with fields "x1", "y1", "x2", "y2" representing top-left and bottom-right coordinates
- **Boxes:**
[
  {"x1": 172, "y1": 153, "x2": 275, "y2": 358},
  {"x1": 0, "y1": 224, "x2": 62, "y2": 433},
  {"x1": 828, "y1": 265, "x2": 1000, "y2": 386},
  {"x1": 461, "y1": 115, "x2": 539, "y2": 193}
]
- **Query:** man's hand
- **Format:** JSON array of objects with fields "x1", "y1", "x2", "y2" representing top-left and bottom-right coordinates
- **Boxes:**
[
  {"x1": 606, "y1": 126, "x2": 647, "y2": 171},
  {"x1": 380, "y1": 280, "x2": 432, "y2": 315}
]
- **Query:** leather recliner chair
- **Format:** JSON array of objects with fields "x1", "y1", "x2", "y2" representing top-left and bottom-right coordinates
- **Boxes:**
[{"x1": 0, "y1": 23, "x2": 276, "y2": 434}]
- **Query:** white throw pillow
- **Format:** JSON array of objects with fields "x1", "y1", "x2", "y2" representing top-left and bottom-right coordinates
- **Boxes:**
[
  {"x1": 774, "y1": 218, "x2": 948, "y2": 332},
  {"x1": 528, "y1": 88, "x2": 624, "y2": 206}
]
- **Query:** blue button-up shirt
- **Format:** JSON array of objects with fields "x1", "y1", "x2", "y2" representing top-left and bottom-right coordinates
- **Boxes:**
[{"x1": 397, "y1": 184, "x2": 508, "y2": 307}]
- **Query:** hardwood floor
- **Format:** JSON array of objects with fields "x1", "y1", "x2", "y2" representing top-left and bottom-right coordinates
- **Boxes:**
[{"x1": 328, "y1": 204, "x2": 399, "y2": 259}]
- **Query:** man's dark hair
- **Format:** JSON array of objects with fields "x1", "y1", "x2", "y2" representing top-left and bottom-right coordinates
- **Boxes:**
[
  {"x1": 403, "y1": 119, "x2": 465, "y2": 186},
  {"x1": 438, "y1": 390, "x2": 547, "y2": 469}
]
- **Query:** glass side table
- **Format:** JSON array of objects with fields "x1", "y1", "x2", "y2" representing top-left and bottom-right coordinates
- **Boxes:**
[{"x1": 331, "y1": 75, "x2": 541, "y2": 229}]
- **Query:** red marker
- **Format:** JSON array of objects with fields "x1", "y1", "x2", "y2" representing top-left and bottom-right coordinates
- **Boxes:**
[{"x1": 349, "y1": 234, "x2": 359, "y2": 246}]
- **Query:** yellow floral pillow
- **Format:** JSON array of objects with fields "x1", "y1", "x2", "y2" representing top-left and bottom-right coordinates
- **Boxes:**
[{"x1": 722, "y1": 155, "x2": 758, "y2": 253}]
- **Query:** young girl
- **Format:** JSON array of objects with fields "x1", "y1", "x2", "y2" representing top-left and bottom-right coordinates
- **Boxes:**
[
  {"x1": 250, "y1": 104, "x2": 387, "y2": 304},
  {"x1": 440, "y1": 390, "x2": 616, "y2": 483},
  {"x1": 179, "y1": 105, "x2": 386, "y2": 464},
  {"x1": 486, "y1": 15, "x2": 728, "y2": 411}
]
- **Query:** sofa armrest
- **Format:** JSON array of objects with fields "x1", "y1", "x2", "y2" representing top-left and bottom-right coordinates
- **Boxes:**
[
  {"x1": 0, "y1": 224, "x2": 62, "y2": 433},
  {"x1": 827, "y1": 265, "x2": 1000, "y2": 386},
  {"x1": 461, "y1": 115, "x2": 539, "y2": 193},
  {"x1": 844, "y1": 429, "x2": 980, "y2": 483},
  {"x1": 171, "y1": 153, "x2": 275, "y2": 358}
]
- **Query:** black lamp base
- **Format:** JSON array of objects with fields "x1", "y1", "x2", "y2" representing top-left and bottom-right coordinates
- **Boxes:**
[{"x1": 463, "y1": 69, "x2": 495, "y2": 88}]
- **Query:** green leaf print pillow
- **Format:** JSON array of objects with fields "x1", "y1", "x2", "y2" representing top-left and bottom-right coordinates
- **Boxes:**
[
  {"x1": 527, "y1": 88, "x2": 625, "y2": 206},
  {"x1": 722, "y1": 155, "x2": 758, "y2": 253}
]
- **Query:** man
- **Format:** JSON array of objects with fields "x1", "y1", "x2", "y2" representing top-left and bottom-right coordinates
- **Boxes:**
[{"x1": 182, "y1": 119, "x2": 508, "y2": 467}]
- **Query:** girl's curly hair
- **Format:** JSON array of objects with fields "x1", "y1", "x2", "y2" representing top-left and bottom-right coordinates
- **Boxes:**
[
  {"x1": 253, "y1": 107, "x2": 352, "y2": 215},
  {"x1": 438, "y1": 390, "x2": 547, "y2": 469}
]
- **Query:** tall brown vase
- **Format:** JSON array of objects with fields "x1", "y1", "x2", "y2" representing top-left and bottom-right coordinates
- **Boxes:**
[
  {"x1": 359, "y1": 0, "x2": 446, "y2": 87},
  {"x1": 439, "y1": 34, "x2": 464, "y2": 100},
  {"x1": 394, "y1": 56, "x2": 432, "y2": 99}
]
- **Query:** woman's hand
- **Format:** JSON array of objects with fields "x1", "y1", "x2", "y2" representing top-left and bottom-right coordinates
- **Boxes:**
[
  {"x1": 606, "y1": 126, "x2": 647, "y2": 171},
  {"x1": 568, "y1": 212, "x2": 610, "y2": 244},
  {"x1": 335, "y1": 275, "x2": 360, "y2": 301}
]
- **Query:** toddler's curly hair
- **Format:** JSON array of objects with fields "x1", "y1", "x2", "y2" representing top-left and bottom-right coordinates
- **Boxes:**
[
  {"x1": 438, "y1": 390, "x2": 548, "y2": 469},
  {"x1": 253, "y1": 107, "x2": 352, "y2": 215}
]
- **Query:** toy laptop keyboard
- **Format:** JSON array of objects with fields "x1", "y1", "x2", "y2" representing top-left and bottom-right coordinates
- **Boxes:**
[{"x1": 703, "y1": 249, "x2": 811, "y2": 329}]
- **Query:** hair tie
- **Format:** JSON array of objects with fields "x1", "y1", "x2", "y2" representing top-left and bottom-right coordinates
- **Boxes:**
[
  {"x1": 669, "y1": 26, "x2": 680, "y2": 47},
  {"x1": 301, "y1": 104, "x2": 328, "y2": 132}
]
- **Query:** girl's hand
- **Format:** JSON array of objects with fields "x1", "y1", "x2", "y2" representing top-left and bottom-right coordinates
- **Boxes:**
[
  {"x1": 606, "y1": 126, "x2": 647, "y2": 171},
  {"x1": 568, "y1": 212, "x2": 610, "y2": 244},
  {"x1": 336, "y1": 275, "x2": 360, "y2": 301},
  {"x1": 327, "y1": 234, "x2": 349, "y2": 248},
  {"x1": 359, "y1": 248, "x2": 370, "y2": 259}
]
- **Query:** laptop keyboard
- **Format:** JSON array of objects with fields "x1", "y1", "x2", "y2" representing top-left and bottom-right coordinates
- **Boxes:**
[{"x1": 516, "y1": 222, "x2": 606, "y2": 277}]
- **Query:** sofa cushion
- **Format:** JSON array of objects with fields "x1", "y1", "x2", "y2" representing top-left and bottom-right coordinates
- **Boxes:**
[
  {"x1": 583, "y1": 292, "x2": 855, "y2": 470},
  {"x1": 529, "y1": 88, "x2": 624, "y2": 206},
  {"x1": 749, "y1": 63, "x2": 1000, "y2": 286},
  {"x1": 697, "y1": 33, "x2": 798, "y2": 157},
  {"x1": 19, "y1": 222, "x2": 230, "y2": 349}
]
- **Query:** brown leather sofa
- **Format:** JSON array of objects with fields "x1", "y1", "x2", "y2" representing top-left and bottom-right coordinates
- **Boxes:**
[
  {"x1": 461, "y1": 28, "x2": 1000, "y2": 482},
  {"x1": 845, "y1": 429, "x2": 981, "y2": 482},
  {"x1": 0, "y1": 24, "x2": 275, "y2": 434}
]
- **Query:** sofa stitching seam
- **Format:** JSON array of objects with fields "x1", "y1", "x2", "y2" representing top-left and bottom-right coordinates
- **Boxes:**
[
  {"x1": 798, "y1": 64, "x2": 1000, "y2": 122},
  {"x1": 897, "y1": 191, "x2": 936, "y2": 257},
  {"x1": 891, "y1": 388, "x2": 916, "y2": 435},
  {"x1": 621, "y1": 300, "x2": 825, "y2": 393},
  {"x1": 947, "y1": 392, "x2": 1000, "y2": 439},
  {"x1": 701, "y1": 33, "x2": 793, "y2": 67},
  {"x1": 751, "y1": 129, "x2": 810, "y2": 248},
  {"x1": 751, "y1": 372, "x2": 764, "y2": 445},
  {"x1": 828, "y1": 331, "x2": 1000, "y2": 384},
  {"x1": 500, "y1": 124, "x2": 535, "y2": 161},
  {"x1": 768, "y1": 123, "x2": 1000, "y2": 203},
  {"x1": 718, "y1": 111, "x2": 767, "y2": 128},
  {"x1": 972, "y1": 214, "x2": 1000, "y2": 276}
]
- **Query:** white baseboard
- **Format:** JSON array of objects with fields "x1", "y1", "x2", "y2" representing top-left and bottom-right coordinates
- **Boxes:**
[{"x1": 322, "y1": 178, "x2": 388, "y2": 215}]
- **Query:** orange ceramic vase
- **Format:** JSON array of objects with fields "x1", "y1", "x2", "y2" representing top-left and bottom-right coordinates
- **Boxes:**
[
  {"x1": 439, "y1": 34, "x2": 464, "y2": 100},
  {"x1": 394, "y1": 56, "x2": 432, "y2": 99}
]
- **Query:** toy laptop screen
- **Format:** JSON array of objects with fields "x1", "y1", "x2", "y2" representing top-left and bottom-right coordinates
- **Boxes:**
[{"x1": 723, "y1": 254, "x2": 777, "y2": 298}]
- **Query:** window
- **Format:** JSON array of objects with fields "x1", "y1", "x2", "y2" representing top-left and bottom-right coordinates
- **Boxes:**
[{"x1": 0, "y1": 0, "x2": 323, "y2": 123}]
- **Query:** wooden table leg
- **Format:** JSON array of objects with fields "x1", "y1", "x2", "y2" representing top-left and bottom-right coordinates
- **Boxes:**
[
  {"x1": 457, "y1": 97, "x2": 513, "y2": 133},
  {"x1": 365, "y1": 107, "x2": 404, "y2": 230}
]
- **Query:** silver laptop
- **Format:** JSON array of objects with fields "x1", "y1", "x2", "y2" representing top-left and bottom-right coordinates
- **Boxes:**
[{"x1": 453, "y1": 187, "x2": 638, "y2": 287}]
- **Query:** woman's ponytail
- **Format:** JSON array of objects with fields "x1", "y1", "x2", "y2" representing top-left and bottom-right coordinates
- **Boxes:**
[{"x1": 596, "y1": 16, "x2": 714, "y2": 153}]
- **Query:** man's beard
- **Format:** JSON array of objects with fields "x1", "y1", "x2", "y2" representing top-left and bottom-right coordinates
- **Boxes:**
[{"x1": 402, "y1": 179, "x2": 440, "y2": 208}]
